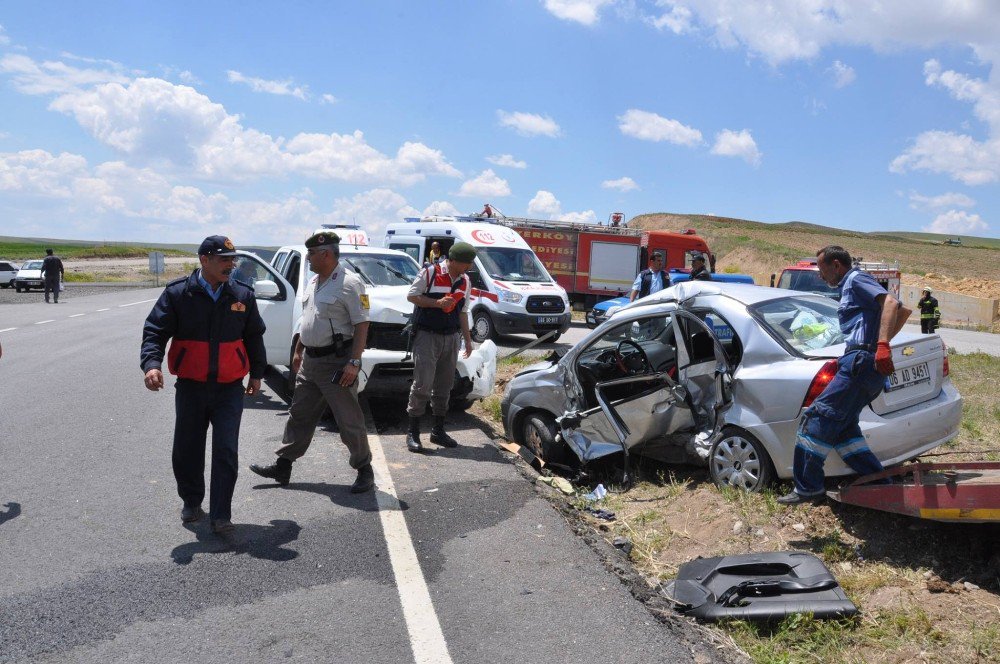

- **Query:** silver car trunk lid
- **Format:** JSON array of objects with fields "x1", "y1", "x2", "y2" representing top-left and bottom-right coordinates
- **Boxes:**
[
  {"x1": 805, "y1": 335, "x2": 946, "y2": 416},
  {"x1": 870, "y1": 335, "x2": 946, "y2": 415}
]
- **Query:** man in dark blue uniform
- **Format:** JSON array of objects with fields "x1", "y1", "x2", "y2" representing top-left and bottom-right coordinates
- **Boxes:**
[
  {"x1": 140, "y1": 236, "x2": 266, "y2": 533},
  {"x1": 688, "y1": 252, "x2": 711, "y2": 281},
  {"x1": 628, "y1": 251, "x2": 669, "y2": 302},
  {"x1": 41, "y1": 248, "x2": 64, "y2": 303},
  {"x1": 778, "y1": 245, "x2": 909, "y2": 505}
]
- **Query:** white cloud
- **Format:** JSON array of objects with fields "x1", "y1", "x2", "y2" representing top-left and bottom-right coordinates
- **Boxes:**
[
  {"x1": 908, "y1": 191, "x2": 976, "y2": 211},
  {"x1": 0, "y1": 53, "x2": 130, "y2": 95},
  {"x1": 486, "y1": 153, "x2": 528, "y2": 169},
  {"x1": 617, "y1": 109, "x2": 702, "y2": 146},
  {"x1": 0, "y1": 149, "x2": 89, "y2": 197},
  {"x1": 542, "y1": 0, "x2": 615, "y2": 26},
  {"x1": 457, "y1": 169, "x2": 511, "y2": 197},
  {"x1": 601, "y1": 176, "x2": 639, "y2": 192},
  {"x1": 0, "y1": 132, "x2": 10, "y2": 140},
  {"x1": 710, "y1": 129, "x2": 761, "y2": 166},
  {"x1": 0, "y1": 56, "x2": 461, "y2": 187},
  {"x1": 890, "y1": 130, "x2": 1000, "y2": 186},
  {"x1": 226, "y1": 70, "x2": 310, "y2": 100},
  {"x1": 497, "y1": 110, "x2": 562, "y2": 137},
  {"x1": 329, "y1": 188, "x2": 418, "y2": 243},
  {"x1": 828, "y1": 60, "x2": 856, "y2": 88},
  {"x1": 178, "y1": 70, "x2": 200, "y2": 85},
  {"x1": 0, "y1": 24, "x2": 10, "y2": 46},
  {"x1": 923, "y1": 209, "x2": 988, "y2": 235},
  {"x1": 423, "y1": 200, "x2": 462, "y2": 216},
  {"x1": 644, "y1": 1, "x2": 1000, "y2": 66},
  {"x1": 320, "y1": 93, "x2": 338, "y2": 105},
  {"x1": 646, "y1": 5, "x2": 692, "y2": 34},
  {"x1": 527, "y1": 190, "x2": 562, "y2": 217},
  {"x1": 526, "y1": 189, "x2": 596, "y2": 222}
]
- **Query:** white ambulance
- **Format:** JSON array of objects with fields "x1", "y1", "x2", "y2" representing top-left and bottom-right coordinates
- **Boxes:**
[{"x1": 384, "y1": 216, "x2": 571, "y2": 343}]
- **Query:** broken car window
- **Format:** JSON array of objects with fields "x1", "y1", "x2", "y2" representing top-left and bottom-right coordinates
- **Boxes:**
[{"x1": 750, "y1": 296, "x2": 844, "y2": 352}]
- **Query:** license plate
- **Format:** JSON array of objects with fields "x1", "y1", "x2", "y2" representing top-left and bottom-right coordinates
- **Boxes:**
[
  {"x1": 885, "y1": 362, "x2": 930, "y2": 393},
  {"x1": 537, "y1": 316, "x2": 560, "y2": 325}
]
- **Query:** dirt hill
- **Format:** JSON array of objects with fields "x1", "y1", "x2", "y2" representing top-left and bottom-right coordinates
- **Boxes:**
[{"x1": 631, "y1": 213, "x2": 1000, "y2": 300}]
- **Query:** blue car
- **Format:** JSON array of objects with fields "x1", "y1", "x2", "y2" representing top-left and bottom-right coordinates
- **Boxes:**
[{"x1": 586, "y1": 271, "x2": 754, "y2": 328}]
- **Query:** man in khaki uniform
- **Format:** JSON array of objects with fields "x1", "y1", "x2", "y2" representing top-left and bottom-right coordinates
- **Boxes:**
[{"x1": 249, "y1": 231, "x2": 374, "y2": 493}]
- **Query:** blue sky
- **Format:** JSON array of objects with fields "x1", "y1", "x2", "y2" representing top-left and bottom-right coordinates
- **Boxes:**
[{"x1": 1, "y1": 1, "x2": 999, "y2": 245}]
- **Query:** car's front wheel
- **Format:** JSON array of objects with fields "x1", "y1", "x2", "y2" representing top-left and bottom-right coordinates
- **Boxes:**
[
  {"x1": 471, "y1": 309, "x2": 495, "y2": 343},
  {"x1": 520, "y1": 412, "x2": 568, "y2": 465},
  {"x1": 15, "y1": 282, "x2": 23, "y2": 293},
  {"x1": 709, "y1": 428, "x2": 775, "y2": 492}
]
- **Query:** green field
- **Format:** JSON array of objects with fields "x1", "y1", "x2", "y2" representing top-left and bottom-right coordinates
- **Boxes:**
[{"x1": 0, "y1": 241, "x2": 193, "y2": 261}]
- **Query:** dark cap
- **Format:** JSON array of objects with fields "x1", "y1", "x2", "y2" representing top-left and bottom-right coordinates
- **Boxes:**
[
  {"x1": 691, "y1": 251, "x2": 706, "y2": 263},
  {"x1": 198, "y1": 235, "x2": 238, "y2": 256},
  {"x1": 305, "y1": 231, "x2": 340, "y2": 248},
  {"x1": 650, "y1": 251, "x2": 664, "y2": 261},
  {"x1": 448, "y1": 241, "x2": 477, "y2": 263}
]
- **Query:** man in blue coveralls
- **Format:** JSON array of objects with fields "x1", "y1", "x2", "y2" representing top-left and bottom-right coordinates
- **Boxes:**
[{"x1": 778, "y1": 245, "x2": 910, "y2": 505}]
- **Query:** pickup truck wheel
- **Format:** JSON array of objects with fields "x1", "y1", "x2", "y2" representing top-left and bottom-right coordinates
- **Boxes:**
[
  {"x1": 521, "y1": 413, "x2": 568, "y2": 465},
  {"x1": 471, "y1": 310, "x2": 495, "y2": 343},
  {"x1": 709, "y1": 428, "x2": 775, "y2": 493}
]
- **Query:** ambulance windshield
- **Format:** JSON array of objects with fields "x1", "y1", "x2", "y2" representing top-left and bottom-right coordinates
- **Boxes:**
[{"x1": 477, "y1": 248, "x2": 551, "y2": 283}]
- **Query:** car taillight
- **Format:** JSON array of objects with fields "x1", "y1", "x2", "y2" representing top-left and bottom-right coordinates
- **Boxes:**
[
  {"x1": 942, "y1": 341, "x2": 949, "y2": 377},
  {"x1": 802, "y1": 359, "x2": 839, "y2": 408}
]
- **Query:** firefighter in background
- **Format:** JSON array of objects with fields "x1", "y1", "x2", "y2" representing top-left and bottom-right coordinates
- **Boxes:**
[
  {"x1": 918, "y1": 288, "x2": 941, "y2": 333},
  {"x1": 629, "y1": 251, "x2": 669, "y2": 302}
]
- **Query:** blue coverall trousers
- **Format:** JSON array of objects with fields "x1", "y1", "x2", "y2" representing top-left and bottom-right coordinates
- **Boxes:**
[
  {"x1": 793, "y1": 349, "x2": 887, "y2": 497},
  {"x1": 172, "y1": 380, "x2": 244, "y2": 521}
]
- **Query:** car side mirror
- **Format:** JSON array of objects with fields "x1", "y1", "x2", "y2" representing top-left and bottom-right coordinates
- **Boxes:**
[{"x1": 254, "y1": 280, "x2": 281, "y2": 300}]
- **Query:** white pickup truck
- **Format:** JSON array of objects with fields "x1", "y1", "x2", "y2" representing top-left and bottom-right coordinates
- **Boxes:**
[{"x1": 230, "y1": 233, "x2": 498, "y2": 407}]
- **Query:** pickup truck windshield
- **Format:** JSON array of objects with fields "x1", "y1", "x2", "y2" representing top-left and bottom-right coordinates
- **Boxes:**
[
  {"x1": 477, "y1": 248, "x2": 551, "y2": 283},
  {"x1": 314, "y1": 254, "x2": 419, "y2": 286},
  {"x1": 777, "y1": 269, "x2": 841, "y2": 300}
]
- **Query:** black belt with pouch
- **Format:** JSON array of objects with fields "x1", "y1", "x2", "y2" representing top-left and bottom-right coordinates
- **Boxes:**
[{"x1": 305, "y1": 337, "x2": 353, "y2": 358}]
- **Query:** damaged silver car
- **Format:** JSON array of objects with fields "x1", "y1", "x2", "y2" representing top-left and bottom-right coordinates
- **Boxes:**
[{"x1": 501, "y1": 282, "x2": 962, "y2": 491}]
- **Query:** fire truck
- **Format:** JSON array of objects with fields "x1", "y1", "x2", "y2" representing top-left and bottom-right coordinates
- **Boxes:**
[
  {"x1": 492, "y1": 213, "x2": 715, "y2": 307},
  {"x1": 773, "y1": 258, "x2": 901, "y2": 301}
]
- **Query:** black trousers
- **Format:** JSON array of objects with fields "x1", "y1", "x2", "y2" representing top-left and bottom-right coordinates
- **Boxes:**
[
  {"x1": 173, "y1": 380, "x2": 244, "y2": 521},
  {"x1": 44, "y1": 278, "x2": 59, "y2": 302},
  {"x1": 920, "y1": 319, "x2": 937, "y2": 333}
]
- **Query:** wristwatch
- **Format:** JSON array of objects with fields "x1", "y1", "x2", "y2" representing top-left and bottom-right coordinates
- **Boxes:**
[{"x1": 348, "y1": 358, "x2": 362, "y2": 368}]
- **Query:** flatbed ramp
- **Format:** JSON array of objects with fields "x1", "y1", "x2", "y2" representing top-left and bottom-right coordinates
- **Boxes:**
[{"x1": 828, "y1": 462, "x2": 1000, "y2": 523}]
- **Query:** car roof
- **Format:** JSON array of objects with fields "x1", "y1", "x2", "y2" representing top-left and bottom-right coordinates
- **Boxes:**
[{"x1": 622, "y1": 281, "x2": 829, "y2": 313}]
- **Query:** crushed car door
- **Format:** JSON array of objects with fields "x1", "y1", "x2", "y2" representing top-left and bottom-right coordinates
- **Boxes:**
[
  {"x1": 234, "y1": 251, "x2": 295, "y2": 366},
  {"x1": 558, "y1": 311, "x2": 697, "y2": 462},
  {"x1": 670, "y1": 310, "x2": 735, "y2": 451}
]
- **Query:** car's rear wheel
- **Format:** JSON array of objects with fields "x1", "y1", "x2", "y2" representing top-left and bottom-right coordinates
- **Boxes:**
[
  {"x1": 471, "y1": 309, "x2": 495, "y2": 343},
  {"x1": 520, "y1": 412, "x2": 567, "y2": 465},
  {"x1": 709, "y1": 428, "x2": 775, "y2": 492}
]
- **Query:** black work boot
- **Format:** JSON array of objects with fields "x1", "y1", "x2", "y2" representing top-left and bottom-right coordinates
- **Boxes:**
[
  {"x1": 406, "y1": 417, "x2": 425, "y2": 453},
  {"x1": 429, "y1": 415, "x2": 458, "y2": 448},
  {"x1": 249, "y1": 457, "x2": 292, "y2": 486},
  {"x1": 350, "y1": 464, "x2": 375, "y2": 493}
]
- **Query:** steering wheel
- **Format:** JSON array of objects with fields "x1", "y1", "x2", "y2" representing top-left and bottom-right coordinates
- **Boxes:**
[{"x1": 615, "y1": 339, "x2": 651, "y2": 375}]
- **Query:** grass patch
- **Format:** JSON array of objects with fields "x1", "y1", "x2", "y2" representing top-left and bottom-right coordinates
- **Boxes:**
[
  {"x1": 0, "y1": 241, "x2": 192, "y2": 260},
  {"x1": 480, "y1": 395, "x2": 503, "y2": 422}
]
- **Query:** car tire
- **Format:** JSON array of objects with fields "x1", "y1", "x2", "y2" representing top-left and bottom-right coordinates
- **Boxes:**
[
  {"x1": 535, "y1": 331, "x2": 561, "y2": 343},
  {"x1": 15, "y1": 282, "x2": 22, "y2": 293},
  {"x1": 709, "y1": 428, "x2": 775, "y2": 493},
  {"x1": 471, "y1": 309, "x2": 495, "y2": 343},
  {"x1": 520, "y1": 413, "x2": 568, "y2": 465}
]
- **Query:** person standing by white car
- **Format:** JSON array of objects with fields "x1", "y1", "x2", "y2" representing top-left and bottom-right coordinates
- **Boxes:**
[
  {"x1": 41, "y1": 249, "x2": 64, "y2": 303},
  {"x1": 404, "y1": 241, "x2": 476, "y2": 453}
]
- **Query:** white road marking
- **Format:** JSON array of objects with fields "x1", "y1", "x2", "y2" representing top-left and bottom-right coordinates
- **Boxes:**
[
  {"x1": 368, "y1": 432, "x2": 453, "y2": 664},
  {"x1": 96, "y1": 308, "x2": 110, "y2": 312},
  {"x1": 119, "y1": 298, "x2": 157, "y2": 308},
  {"x1": 35, "y1": 320, "x2": 55, "y2": 325},
  {"x1": 0, "y1": 327, "x2": 16, "y2": 333},
  {"x1": 69, "y1": 313, "x2": 85, "y2": 318}
]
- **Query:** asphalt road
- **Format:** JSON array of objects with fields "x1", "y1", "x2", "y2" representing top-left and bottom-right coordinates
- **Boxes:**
[{"x1": 0, "y1": 289, "x2": 718, "y2": 664}]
